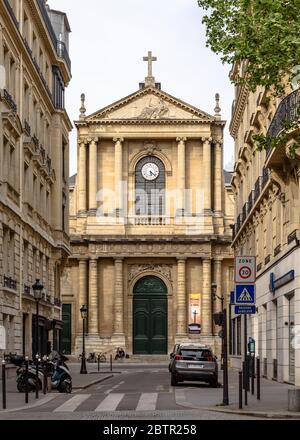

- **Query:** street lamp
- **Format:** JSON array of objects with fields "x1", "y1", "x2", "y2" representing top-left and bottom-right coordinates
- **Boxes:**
[
  {"x1": 212, "y1": 282, "x2": 229, "y2": 406},
  {"x1": 32, "y1": 279, "x2": 44, "y2": 358},
  {"x1": 80, "y1": 304, "x2": 88, "y2": 374}
]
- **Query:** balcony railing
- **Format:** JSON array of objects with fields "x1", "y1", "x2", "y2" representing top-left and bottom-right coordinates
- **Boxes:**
[
  {"x1": 54, "y1": 298, "x2": 62, "y2": 307},
  {"x1": 288, "y1": 229, "x2": 298, "y2": 244},
  {"x1": 24, "y1": 120, "x2": 31, "y2": 136},
  {"x1": 4, "y1": 276, "x2": 17, "y2": 291},
  {"x1": 24, "y1": 284, "x2": 31, "y2": 296},
  {"x1": 268, "y1": 88, "x2": 300, "y2": 139},
  {"x1": 37, "y1": 0, "x2": 71, "y2": 71},
  {"x1": 130, "y1": 216, "x2": 167, "y2": 226},
  {"x1": 2, "y1": 89, "x2": 17, "y2": 113}
]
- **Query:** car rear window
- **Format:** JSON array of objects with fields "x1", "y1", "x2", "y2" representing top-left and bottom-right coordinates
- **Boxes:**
[{"x1": 179, "y1": 349, "x2": 213, "y2": 360}]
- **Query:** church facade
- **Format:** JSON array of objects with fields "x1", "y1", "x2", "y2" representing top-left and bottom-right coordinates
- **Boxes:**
[{"x1": 62, "y1": 55, "x2": 234, "y2": 356}]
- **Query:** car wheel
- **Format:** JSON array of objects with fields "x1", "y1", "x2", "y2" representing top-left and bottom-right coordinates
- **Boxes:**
[
  {"x1": 210, "y1": 378, "x2": 218, "y2": 388},
  {"x1": 171, "y1": 374, "x2": 178, "y2": 386}
]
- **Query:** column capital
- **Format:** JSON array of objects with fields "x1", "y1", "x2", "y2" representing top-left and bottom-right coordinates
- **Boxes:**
[
  {"x1": 201, "y1": 137, "x2": 212, "y2": 144},
  {"x1": 177, "y1": 257, "x2": 187, "y2": 262},
  {"x1": 89, "y1": 257, "x2": 98, "y2": 263},
  {"x1": 213, "y1": 257, "x2": 223, "y2": 263},
  {"x1": 114, "y1": 257, "x2": 124, "y2": 262},
  {"x1": 202, "y1": 257, "x2": 212, "y2": 262},
  {"x1": 78, "y1": 138, "x2": 89, "y2": 146},
  {"x1": 212, "y1": 138, "x2": 223, "y2": 146},
  {"x1": 176, "y1": 137, "x2": 187, "y2": 143},
  {"x1": 113, "y1": 137, "x2": 124, "y2": 144},
  {"x1": 78, "y1": 258, "x2": 89, "y2": 262}
]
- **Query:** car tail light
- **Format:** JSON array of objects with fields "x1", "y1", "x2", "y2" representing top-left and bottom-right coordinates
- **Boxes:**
[
  {"x1": 175, "y1": 355, "x2": 183, "y2": 360},
  {"x1": 206, "y1": 356, "x2": 214, "y2": 362}
]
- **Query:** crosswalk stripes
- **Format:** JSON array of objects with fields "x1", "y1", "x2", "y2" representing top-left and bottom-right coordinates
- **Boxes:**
[
  {"x1": 53, "y1": 394, "x2": 90, "y2": 412},
  {"x1": 136, "y1": 393, "x2": 158, "y2": 411},
  {"x1": 39, "y1": 391, "x2": 179, "y2": 413},
  {"x1": 95, "y1": 393, "x2": 124, "y2": 412}
]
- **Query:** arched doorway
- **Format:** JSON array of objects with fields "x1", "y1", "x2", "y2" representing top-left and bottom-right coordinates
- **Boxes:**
[{"x1": 133, "y1": 276, "x2": 168, "y2": 355}]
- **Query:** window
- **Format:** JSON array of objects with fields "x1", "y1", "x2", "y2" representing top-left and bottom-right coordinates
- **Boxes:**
[
  {"x1": 135, "y1": 156, "x2": 166, "y2": 216},
  {"x1": 23, "y1": 241, "x2": 29, "y2": 283}
]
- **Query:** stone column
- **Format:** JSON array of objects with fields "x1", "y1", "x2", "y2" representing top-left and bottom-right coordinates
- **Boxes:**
[
  {"x1": 89, "y1": 139, "x2": 98, "y2": 214},
  {"x1": 202, "y1": 259, "x2": 212, "y2": 335},
  {"x1": 214, "y1": 141, "x2": 223, "y2": 214},
  {"x1": 78, "y1": 259, "x2": 88, "y2": 333},
  {"x1": 78, "y1": 141, "x2": 87, "y2": 213},
  {"x1": 113, "y1": 258, "x2": 124, "y2": 335},
  {"x1": 176, "y1": 258, "x2": 187, "y2": 336},
  {"x1": 202, "y1": 138, "x2": 212, "y2": 213},
  {"x1": 176, "y1": 137, "x2": 187, "y2": 216},
  {"x1": 114, "y1": 138, "x2": 124, "y2": 216},
  {"x1": 88, "y1": 258, "x2": 99, "y2": 334}
]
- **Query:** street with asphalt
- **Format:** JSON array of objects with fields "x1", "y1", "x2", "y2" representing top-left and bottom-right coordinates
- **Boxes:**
[{"x1": 0, "y1": 362, "x2": 298, "y2": 420}]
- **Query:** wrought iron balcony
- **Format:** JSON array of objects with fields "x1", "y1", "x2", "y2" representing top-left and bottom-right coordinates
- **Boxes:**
[
  {"x1": 24, "y1": 120, "x2": 31, "y2": 136},
  {"x1": 24, "y1": 284, "x2": 31, "y2": 296},
  {"x1": 242, "y1": 202, "x2": 248, "y2": 222},
  {"x1": 262, "y1": 166, "x2": 270, "y2": 189},
  {"x1": 4, "y1": 276, "x2": 17, "y2": 291},
  {"x1": 288, "y1": 229, "x2": 298, "y2": 244},
  {"x1": 267, "y1": 88, "x2": 300, "y2": 139},
  {"x1": 54, "y1": 298, "x2": 62, "y2": 307},
  {"x1": 37, "y1": 0, "x2": 71, "y2": 72},
  {"x1": 2, "y1": 89, "x2": 17, "y2": 113},
  {"x1": 254, "y1": 176, "x2": 263, "y2": 203},
  {"x1": 248, "y1": 190, "x2": 254, "y2": 213}
]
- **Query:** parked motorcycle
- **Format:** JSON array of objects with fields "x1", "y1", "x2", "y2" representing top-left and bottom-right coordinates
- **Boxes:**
[
  {"x1": 9, "y1": 352, "x2": 72, "y2": 394},
  {"x1": 48, "y1": 351, "x2": 72, "y2": 393}
]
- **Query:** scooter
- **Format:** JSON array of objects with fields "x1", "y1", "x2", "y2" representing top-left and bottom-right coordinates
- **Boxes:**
[
  {"x1": 48, "y1": 351, "x2": 72, "y2": 393},
  {"x1": 10, "y1": 353, "x2": 72, "y2": 394}
]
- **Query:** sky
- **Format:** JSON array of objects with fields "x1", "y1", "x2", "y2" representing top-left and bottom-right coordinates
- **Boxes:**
[{"x1": 49, "y1": 0, "x2": 234, "y2": 177}]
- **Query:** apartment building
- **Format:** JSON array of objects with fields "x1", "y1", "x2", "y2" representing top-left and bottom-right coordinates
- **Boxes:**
[
  {"x1": 230, "y1": 61, "x2": 300, "y2": 386},
  {"x1": 0, "y1": 0, "x2": 72, "y2": 357}
]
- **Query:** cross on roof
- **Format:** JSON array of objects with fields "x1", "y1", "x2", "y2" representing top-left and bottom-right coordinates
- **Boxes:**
[{"x1": 143, "y1": 51, "x2": 157, "y2": 78}]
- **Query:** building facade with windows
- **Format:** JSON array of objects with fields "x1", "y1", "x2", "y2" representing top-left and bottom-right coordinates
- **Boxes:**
[
  {"x1": 230, "y1": 61, "x2": 300, "y2": 386},
  {"x1": 62, "y1": 57, "x2": 234, "y2": 356},
  {"x1": 0, "y1": 0, "x2": 72, "y2": 358}
]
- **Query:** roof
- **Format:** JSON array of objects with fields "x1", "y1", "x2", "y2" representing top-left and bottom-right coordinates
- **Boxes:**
[
  {"x1": 69, "y1": 174, "x2": 77, "y2": 185},
  {"x1": 224, "y1": 170, "x2": 233, "y2": 185}
]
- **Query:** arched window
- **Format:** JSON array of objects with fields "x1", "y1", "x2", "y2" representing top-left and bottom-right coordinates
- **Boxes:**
[{"x1": 135, "y1": 156, "x2": 165, "y2": 216}]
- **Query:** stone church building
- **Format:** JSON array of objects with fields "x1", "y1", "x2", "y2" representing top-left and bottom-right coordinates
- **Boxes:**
[{"x1": 62, "y1": 54, "x2": 234, "y2": 356}]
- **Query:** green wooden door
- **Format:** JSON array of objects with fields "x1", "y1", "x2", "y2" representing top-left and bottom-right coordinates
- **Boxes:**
[
  {"x1": 61, "y1": 304, "x2": 72, "y2": 354},
  {"x1": 133, "y1": 276, "x2": 167, "y2": 354}
]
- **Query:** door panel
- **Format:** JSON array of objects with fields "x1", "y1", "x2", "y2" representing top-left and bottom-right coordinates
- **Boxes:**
[
  {"x1": 61, "y1": 304, "x2": 72, "y2": 355},
  {"x1": 133, "y1": 296, "x2": 167, "y2": 354}
]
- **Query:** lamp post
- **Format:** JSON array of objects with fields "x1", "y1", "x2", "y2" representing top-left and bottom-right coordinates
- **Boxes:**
[
  {"x1": 80, "y1": 305, "x2": 88, "y2": 374},
  {"x1": 32, "y1": 279, "x2": 44, "y2": 358},
  {"x1": 212, "y1": 282, "x2": 229, "y2": 406}
]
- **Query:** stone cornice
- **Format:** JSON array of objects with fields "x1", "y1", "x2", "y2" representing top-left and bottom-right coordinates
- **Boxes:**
[
  {"x1": 75, "y1": 119, "x2": 226, "y2": 127},
  {"x1": 229, "y1": 86, "x2": 249, "y2": 138}
]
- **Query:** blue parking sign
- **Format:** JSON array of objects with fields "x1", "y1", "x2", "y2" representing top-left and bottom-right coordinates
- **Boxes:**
[{"x1": 235, "y1": 284, "x2": 255, "y2": 304}]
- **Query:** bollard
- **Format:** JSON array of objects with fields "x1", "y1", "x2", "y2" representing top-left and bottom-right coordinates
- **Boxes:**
[
  {"x1": 256, "y1": 357, "x2": 261, "y2": 400},
  {"x1": 242, "y1": 361, "x2": 248, "y2": 406},
  {"x1": 25, "y1": 357, "x2": 29, "y2": 404},
  {"x1": 43, "y1": 357, "x2": 47, "y2": 395},
  {"x1": 110, "y1": 354, "x2": 113, "y2": 372},
  {"x1": 239, "y1": 370, "x2": 243, "y2": 409},
  {"x1": 2, "y1": 360, "x2": 6, "y2": 410},
  {"x1": 98, "y1": 355, "x2": 100, "y2": 372},
  {"x1": 35, "y1": 355, "x2": 39, "y2": 399}
]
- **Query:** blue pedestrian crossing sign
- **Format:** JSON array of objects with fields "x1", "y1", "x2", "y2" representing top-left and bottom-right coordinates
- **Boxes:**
[{"x1": 235, "y1": 284, "x2": 256, "y2": 304}]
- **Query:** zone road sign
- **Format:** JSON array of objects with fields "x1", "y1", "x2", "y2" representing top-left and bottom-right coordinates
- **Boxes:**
[{"x1": 235, "y1": 256, "x2": 256, "y2": 283}]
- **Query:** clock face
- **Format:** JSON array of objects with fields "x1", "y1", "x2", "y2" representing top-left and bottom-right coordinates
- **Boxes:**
[{"x1": 141, "y1": 162, "x2": 160, "y2": 181}]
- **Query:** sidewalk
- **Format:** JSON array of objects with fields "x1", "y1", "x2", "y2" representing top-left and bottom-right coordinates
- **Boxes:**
[
  {"x1": 0, "y1": 364, "x2": 113, "y2": 412},
  {"x1": 175, "y1": 368, "x2": 300, "y2": 419}
]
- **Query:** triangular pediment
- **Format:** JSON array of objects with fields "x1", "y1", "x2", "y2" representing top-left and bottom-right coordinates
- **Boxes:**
[{"x1": 85, "y1": 87, "x2": 215, "y2": 122}]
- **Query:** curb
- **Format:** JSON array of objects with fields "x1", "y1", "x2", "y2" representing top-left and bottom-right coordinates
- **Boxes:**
[
  {"x1": 73, "y1": 374, "x2": 113, "y2": 390},
  {"x1": 0, "y1": 394, "x2": 60, "y2": 413},
  {"x1": 174, "y1": 389, "x2": 300, "y2": 419}
]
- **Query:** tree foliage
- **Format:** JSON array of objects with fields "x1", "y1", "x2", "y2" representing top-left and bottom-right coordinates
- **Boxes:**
[{"x1": 198, "y1": 0, "x2": 300, "y2": 95}]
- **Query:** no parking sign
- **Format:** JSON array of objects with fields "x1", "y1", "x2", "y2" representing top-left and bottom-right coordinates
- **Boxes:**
[{"x1": 235, "y1": 256, "x2": 256, "y2": 284}]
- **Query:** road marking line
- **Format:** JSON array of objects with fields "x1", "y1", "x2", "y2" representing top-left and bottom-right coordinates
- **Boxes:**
[
  {"x1": 104, "y1": 388, "x2": 113, "y2": 395},
  {"x1": 136, "y1": 393, "x2": 158, "y2": 411},
  {"x1": 95, "y1": 393, "x2": 124, "y2": 412},
  {"x1": 53, "y1": 394, "x2": 90, "y2": 412},
  {"x1": 112, "y1": 385, "x2": 120, "y2": 389},
  {"x1": 96, "y1": 385, "x2": 104, "y2": 390}
]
